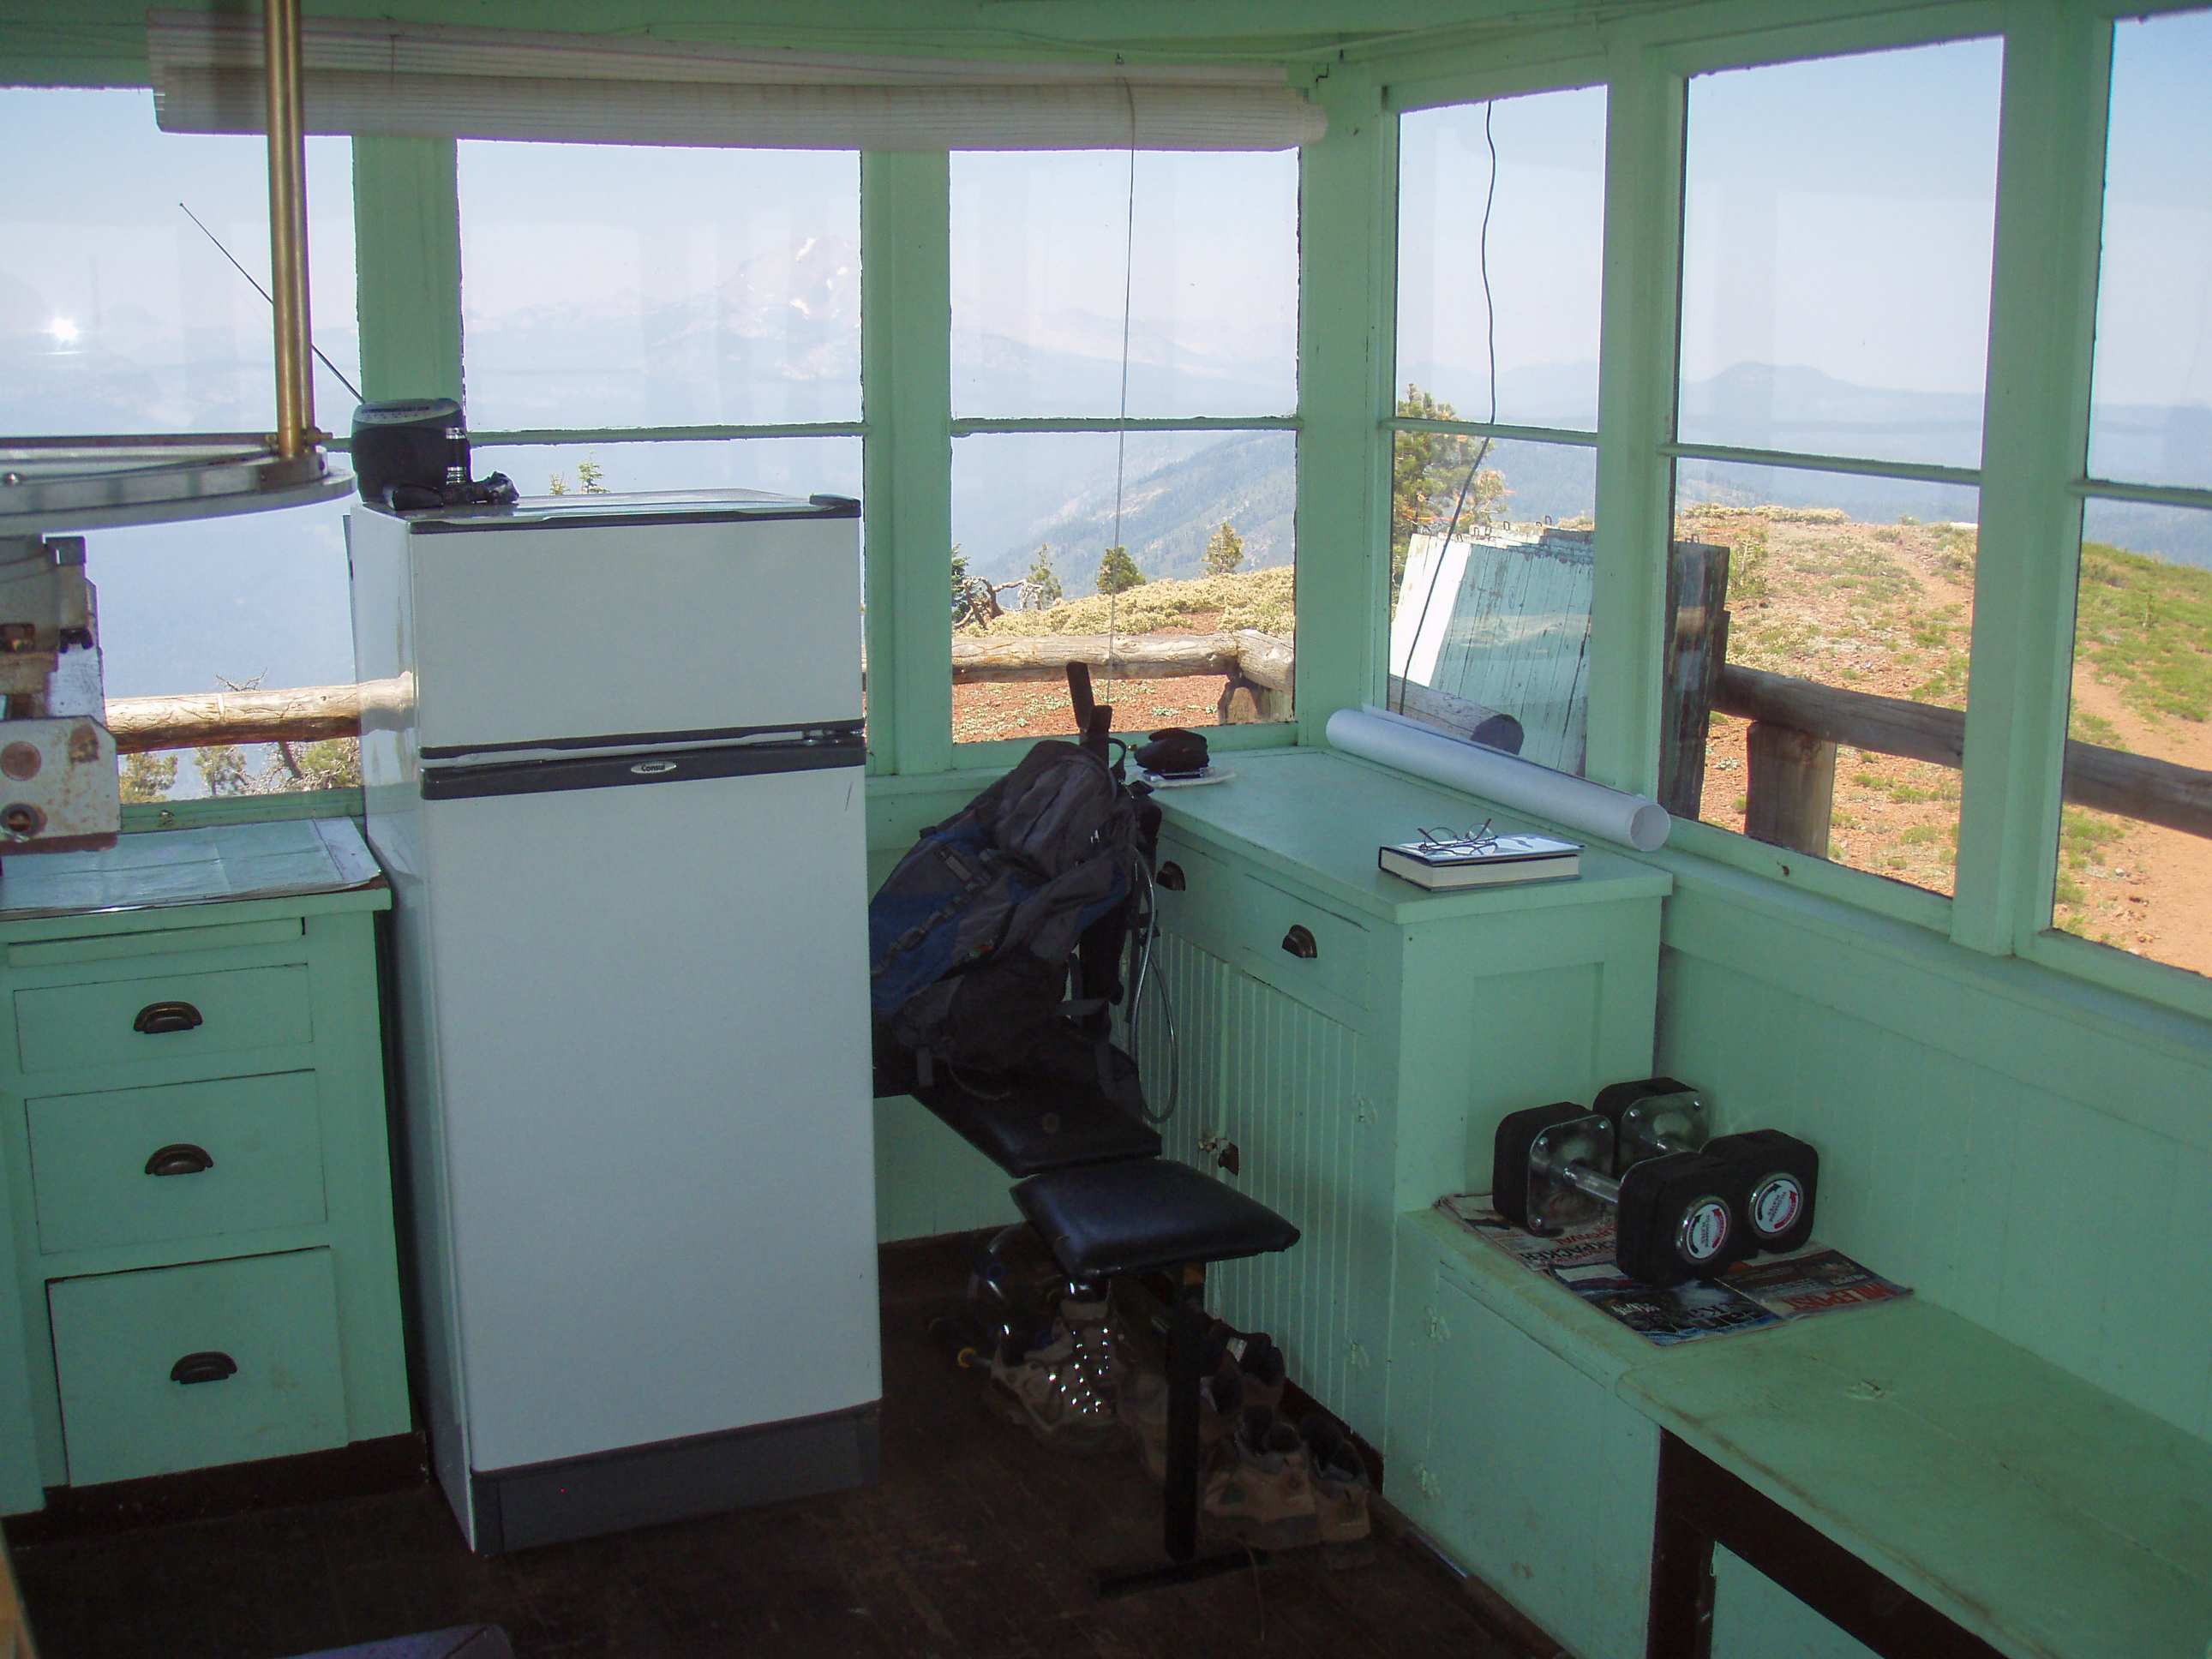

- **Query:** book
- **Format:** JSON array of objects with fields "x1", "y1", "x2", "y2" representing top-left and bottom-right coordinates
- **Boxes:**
[
  {"x1": 1379, "y1": 831, "x2": 1581, "y2": 889},
  {"x1": 1434, "y1": 1195, "x2": 1912, "y2": 1348}
]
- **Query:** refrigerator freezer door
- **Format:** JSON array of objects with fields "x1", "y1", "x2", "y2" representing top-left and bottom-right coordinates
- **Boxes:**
[
  {"x1": 405, "y1": 508, "x2": 861, "y2": 755},
  {"x1": 418, "y1": 762, "x2": 878, "y2": 1472}
]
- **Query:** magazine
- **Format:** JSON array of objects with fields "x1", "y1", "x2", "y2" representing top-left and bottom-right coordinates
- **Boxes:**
[{"x1": 1434, "y1": 1194, "x2": 1910, "y2": 1347}]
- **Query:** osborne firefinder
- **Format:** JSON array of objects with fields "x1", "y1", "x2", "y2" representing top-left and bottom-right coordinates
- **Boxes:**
[
  {"x1": 1491, "y1": 1101, "x2": 1740, "y2": 1287},
  {"x1": 1592, "y1": 1076, "x2": 1819, "y2": 1258}
]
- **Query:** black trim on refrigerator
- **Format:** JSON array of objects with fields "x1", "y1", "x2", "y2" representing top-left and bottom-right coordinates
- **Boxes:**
[
  {"x1": 421, "y1": 730, "x2": 865, "y2": 801},
  {"x1": 421, "y1": 717, "x2": 865, "y2": 763}
]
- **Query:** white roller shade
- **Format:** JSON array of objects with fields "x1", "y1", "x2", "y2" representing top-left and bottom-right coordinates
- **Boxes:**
[{"x1": 145, "y1": 13, "x2": 1326, "y2": 152}]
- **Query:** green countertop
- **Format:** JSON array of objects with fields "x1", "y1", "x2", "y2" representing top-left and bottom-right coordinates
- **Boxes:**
[
  {"x1": 0, "y1": 818, "x2": 387, "y2": 923},
  {"x1": 1408, "y1": 1206, "x2": 2212, "y2": 1659},
  {"x1": 1154, "y1": 748, "x2": 1672, "y2": 926}
]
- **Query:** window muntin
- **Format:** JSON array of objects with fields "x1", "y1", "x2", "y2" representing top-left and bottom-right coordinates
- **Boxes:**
[
  {"x1": 0, "y1": 88, "x2": 357, "y2": 435},
  {"x1": 1675, "y1": 464, "x2": 1980, "y2": 895},
  {"x1": 2086, "y1": 11, "x2": 2212, "y2": 491},
  {"x1": 950, "y1": 151, "x2": 1297, "y2": 422},
  {"x1": 456, "y1": 143, "x2": 860, "y2": 432},
  {"x1": 1677, "y1": 40, "x2": 2003, "y2": 470},
  {"x1": 1397, "y1": 88, "x2": 1606, "y2": 432}
]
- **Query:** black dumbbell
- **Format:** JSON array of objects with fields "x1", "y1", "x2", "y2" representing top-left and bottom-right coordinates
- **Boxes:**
[
  {"x1": 1491, "y1": 1102, "x2": 1741, "y2": 1287},
  {"x1": 1593, "y1": 1077, "x2": 1819, "y2": 1258}
]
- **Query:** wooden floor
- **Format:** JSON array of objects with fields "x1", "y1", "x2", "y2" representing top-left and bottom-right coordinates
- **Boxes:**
[{"x1": 6, "y1": 1238, "x2": 1520, "y2": 1659}]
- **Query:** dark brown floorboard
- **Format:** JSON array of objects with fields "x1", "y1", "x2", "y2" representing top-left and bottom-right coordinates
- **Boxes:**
[{"x1": 9, "y1": 1243, "x2": 1517, "y2": 1659}]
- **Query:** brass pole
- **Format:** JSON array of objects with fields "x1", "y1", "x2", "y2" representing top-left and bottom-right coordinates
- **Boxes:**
[{"x1": 263, "y1": 0, "x2": 315, "y2": 459}]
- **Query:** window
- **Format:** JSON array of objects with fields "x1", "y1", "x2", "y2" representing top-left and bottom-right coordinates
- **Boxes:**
[
  {"x1": 0, "y1": 89, "x2": 358, "y2": 434},
  {"x1": 2054, "y1": 10, "x2": 2212, "y2": 979},
  {"x1": 948, "y1": 150, "x2": 1298, "y2": 746},
  {"x1": 0, "y1": 88, "x2": 361, "y2": 802},
  {"x1": 1390, "y1": 88, "x2": 1604, "y2": 773},
  {"x1": 456, "y1": 143, "x2": 860, "y2": 432},
  {"x1": 1669, "y1": 40, "x2": 2003, "y2": 895}
]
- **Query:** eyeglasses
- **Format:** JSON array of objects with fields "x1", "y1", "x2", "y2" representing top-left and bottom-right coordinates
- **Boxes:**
[{"x1": 1414, "y1": 818, "x2": 1496, "y2": 853}]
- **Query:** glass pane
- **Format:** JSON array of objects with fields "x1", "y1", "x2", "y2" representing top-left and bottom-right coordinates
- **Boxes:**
[
  {"x1": 950, "y1": 152, "x2": 1297, "y2": 420},
  {"x1": 471, "y1": 435, "x2": 861, "y2": 500},
  {"x1": 457, "y1": 144, "x2": 860, "y2": 430},
  {"x1": 950, "y1": 430, "x2": 1294, "y2": 745},
  {"x1": 1397, "y1": 87, "x2": 1607, "y2": 431},
  {"x1": 2055, "y1": 502, "x2": 2212, "y2": 974},
  {"x1": 1672, "y1": 463, "x2": 1981, "y2": 895},
  {"x1": 0, "y1": 88, "x2": 357, "y2": 434},
  {"x1": 1388, "y1": 435, "x2": 1597, "y2": 774},
  {"x1": 93, "y1": 495, "x2": 357, "y2": 801},
  {"x1": 1678, "y1": 39, "x2": 2003, "y2": 469},
  {"x1": 2087, "y1": 11, "x2": 2212, "y2": 490}
]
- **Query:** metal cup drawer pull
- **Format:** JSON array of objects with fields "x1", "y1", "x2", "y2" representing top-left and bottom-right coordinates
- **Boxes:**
[
  {"x1": 1281, "y1": 924, "x2": 1319, "y2": 960},
  {"x1": 133, "y1": 1000, "x2": 204, "y2": 1035},
  {"x1": 144, "y1": 1142, "x2": 214, "y2": 1178},
  {"x1": 1156, "y1": 861, "x2": 1186, "y2": 891},
  {"x1": 169, "y1": 1351, "x2": 237, "y2": 1386}
]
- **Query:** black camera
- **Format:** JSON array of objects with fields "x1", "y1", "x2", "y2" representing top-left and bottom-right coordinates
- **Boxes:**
[{"x1": 351, "y1": 398, "x2": 518, "y2": 512}]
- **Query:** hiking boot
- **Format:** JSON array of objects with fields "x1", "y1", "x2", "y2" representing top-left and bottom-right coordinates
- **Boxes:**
[
  {"x1": 1203, "y1": 1321, "x2": 1287, "y2": 1415},
  {"x1": 1201, "y1": 1405, "x2": 1319, "y2": 1550},
  {"x1": 1299, "y1": 1413, "x2": 1373, "y2": 1544},
  {"x1": 1121, "y1": 1355, "x2": 1244, "y2": 1482},
  {"x1": 990, "y1": 1296, "x2": 1126, "y2": 1452}
]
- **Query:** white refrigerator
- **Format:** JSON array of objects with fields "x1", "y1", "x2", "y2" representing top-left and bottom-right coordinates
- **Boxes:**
[{"x1": 347, "y1": 490, "x2": 879, "y2": 1552}]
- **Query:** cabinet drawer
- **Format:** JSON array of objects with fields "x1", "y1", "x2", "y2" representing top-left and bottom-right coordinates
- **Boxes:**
[
  {"x1": 1233, "y1": 872, "x2": 1380, "y2": 1013},
  {"x1": 27, "y1": 1071, "x2": 327, "y2": 1255},
  {"x1": 49, "y1": 1249, "x2": 347, "y2": 1487},
  {"x1": 15, "y1": 964, "x2": 312, "y2": 1075},
  {"x1": 1152, "y1": 838, "x2": 1243, "y2": 962}
]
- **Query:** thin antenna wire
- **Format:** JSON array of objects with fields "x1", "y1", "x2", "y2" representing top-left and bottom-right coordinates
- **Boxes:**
[
  {"x1": 179, "y1": 201, "x2": 364, "y2": 403},
  {"x1": 1107, "y1": 87, "x2": 1138, "y2": 696},
  {"x1": 1395, "y1": 101, "x2": 1500, "y2": 716}
]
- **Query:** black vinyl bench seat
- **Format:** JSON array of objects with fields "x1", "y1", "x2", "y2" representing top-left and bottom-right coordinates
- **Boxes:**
[{"x1": 876, "y1": 1045, "x2": 1299, "y2": 1594}]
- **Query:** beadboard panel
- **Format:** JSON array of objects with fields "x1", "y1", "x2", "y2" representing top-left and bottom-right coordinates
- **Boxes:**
[
  {"x1": 1658, "y1": 942, "x2": 2212, "y2": 1443},
  {"x1": 1214, "y1": 972, "x2": 1381, "y2": 1436}
]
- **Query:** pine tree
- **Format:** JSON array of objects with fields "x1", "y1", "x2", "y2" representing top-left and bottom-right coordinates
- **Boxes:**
[
  {"x1": 1024, "y1": 544, "x2": 1062, "y2": 608},
  {"x1": 1096, "y1": 544, "x2": 1146, "y2": 596},
  {"x1": 1203, "y1": 522, "x2": 1245, "y2": 576}
]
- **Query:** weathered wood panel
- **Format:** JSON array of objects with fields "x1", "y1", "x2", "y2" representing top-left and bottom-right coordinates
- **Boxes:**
[{"x1": 1390, "y1": 530, "x2": 1593, "y2": 776}]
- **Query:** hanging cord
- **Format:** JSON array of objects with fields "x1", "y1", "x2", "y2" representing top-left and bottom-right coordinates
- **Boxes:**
[
  {"x1": 1394, "y1": 99, "x2": 1502, "y2": 716},
  {"x1": 1106, "y1": 84, "x2": 1139, "y2": 696},
  {"x1": 1121, "y1": 856, "x2": 1178, "y2": 1126}
]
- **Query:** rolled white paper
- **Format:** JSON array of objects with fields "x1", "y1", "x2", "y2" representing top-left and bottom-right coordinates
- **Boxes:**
[{"x1": 1327, "y1": 704, "x2": 1673, "y2": 853}]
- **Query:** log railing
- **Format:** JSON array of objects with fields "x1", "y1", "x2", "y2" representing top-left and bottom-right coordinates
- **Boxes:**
[{"x1": 1713, "y1": 663, "x2": 2212, "y2": 850}]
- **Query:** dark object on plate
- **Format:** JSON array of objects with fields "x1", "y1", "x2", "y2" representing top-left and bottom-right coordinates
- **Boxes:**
[
  {"x1": 353, "y1": 399, "x2": 520, "y2": 512},
  {"x1": 1136, "y1": 728, "x2": 1209, "y2": 777}
]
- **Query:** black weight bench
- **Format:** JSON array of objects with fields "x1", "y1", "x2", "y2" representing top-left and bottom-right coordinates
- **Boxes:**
[{"x1": 876, "y1": 1045, "x2": 1299, "y2": 1596}]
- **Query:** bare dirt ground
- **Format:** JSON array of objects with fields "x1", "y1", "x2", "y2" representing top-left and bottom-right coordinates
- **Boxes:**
[{"x1": 1682, "y1": 506, "x2": 2211, "y2": 978}]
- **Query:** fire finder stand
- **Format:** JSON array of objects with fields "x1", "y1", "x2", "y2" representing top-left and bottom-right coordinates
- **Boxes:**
[
  {"x1": 0, "y1": 536, "x2": 120, "y2": 856},
  {"x1": 1491, "y1": 1078, "x2": 1820, "y2": 1287}
]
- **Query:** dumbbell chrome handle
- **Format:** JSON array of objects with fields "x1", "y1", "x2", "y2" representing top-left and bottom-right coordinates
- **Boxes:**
[{"x1": 1531, "y1": 1141, "x2": 1622, "y2": 1207}]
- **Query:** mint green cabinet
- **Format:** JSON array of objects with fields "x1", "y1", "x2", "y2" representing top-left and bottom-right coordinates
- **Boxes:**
[
  {"x1": 0, "y1": 820, "x2": 409, "y2": 1508},
  {"x1": 48, "y1": 1249, "x2": 349, "y2": 1488},
  {"x1": 1136, "y1": 750, "x2": 1670, "y2": 1449}
]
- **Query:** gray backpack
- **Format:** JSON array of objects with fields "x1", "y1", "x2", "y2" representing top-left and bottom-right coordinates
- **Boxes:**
[{"x1": 868, "y1": 739, "x2": 1145, "y2": 1083}]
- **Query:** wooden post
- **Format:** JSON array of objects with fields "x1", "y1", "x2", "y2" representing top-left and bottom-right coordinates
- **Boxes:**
[{"x1": 1744, "y1": 722, "x2": 1836, "y2": 858}]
